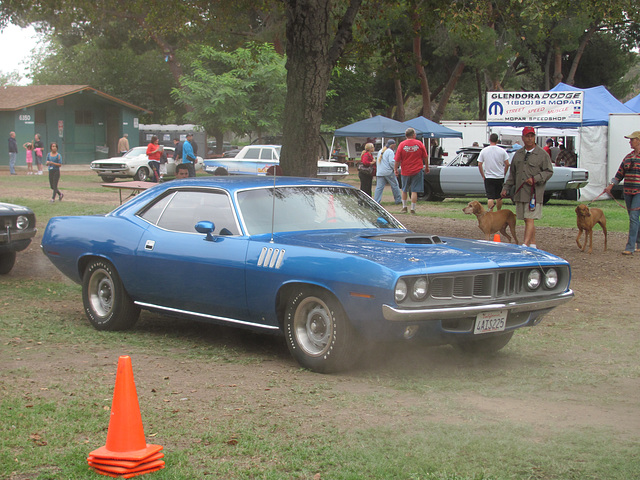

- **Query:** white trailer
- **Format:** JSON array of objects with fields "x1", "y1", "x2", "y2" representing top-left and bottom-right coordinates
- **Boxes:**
[
  {"x1": 607, "y1": 114, "x2": 640, "y2": 182},
  {"x1": 440, "y1": 121, "x2": 489, "y2": 155}
]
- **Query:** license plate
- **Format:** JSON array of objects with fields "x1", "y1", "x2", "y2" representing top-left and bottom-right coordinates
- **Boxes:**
[{"x1": 474, "y1": 310, "x2": 507, "y2": 334}]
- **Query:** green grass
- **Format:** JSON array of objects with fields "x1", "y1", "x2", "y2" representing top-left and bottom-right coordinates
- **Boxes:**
[{"x1": 2, "y1": 172, "x2": 639, "y2": 479}]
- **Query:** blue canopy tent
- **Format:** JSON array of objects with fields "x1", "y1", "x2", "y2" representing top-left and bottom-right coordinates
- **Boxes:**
[
  {"x1": 331, "y1": 115, "x2": 407, "y2": 159},
  {"x1": 489, "y1": 83, "x2": 636, "y2": 199},
  {"x1": 624, "y1": 93, "x2": 640, "y2": 113},
  {"x1": 403, "y1": 116, "x2": 463, "y2": 139}
]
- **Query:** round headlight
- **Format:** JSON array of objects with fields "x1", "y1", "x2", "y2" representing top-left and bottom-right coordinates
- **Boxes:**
[
  {"x1": 16, "y1": 215, "x2": 29, "y2": 230},
  {"x1": 527, "y1": 269, "x2": 541, "y2": 290},
  {"x1": 412, "y1": 277, "x2": 428, "y2": 300},
  {"x1": 544, "y1": 268, "x2": 558, "y2": 289},
  {"x1": 395, "y1": 279, "x2": 408, "y2": 303}
]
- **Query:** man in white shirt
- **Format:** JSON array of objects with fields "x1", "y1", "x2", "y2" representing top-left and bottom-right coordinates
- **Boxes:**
[{"x1": 478, "y1": 133, "x2": 509, "y2": 211}]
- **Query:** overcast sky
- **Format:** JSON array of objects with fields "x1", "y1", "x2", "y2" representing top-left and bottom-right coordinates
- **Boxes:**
[{"x1": 0, "y1": 25, "x2": 46, "y2": 85}]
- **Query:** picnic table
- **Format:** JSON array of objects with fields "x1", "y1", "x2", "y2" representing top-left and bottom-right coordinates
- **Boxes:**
[{"x1": 101, "y1": 180, "x2": 154, "y2": 204}]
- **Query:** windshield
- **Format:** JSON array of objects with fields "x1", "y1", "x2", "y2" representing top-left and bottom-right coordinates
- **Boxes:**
[
  {"x1": 125, "y1": 147, "x2": 148, "y2": 158},
  {"x1": 237, "y1": 186, "x2": 403, "y2": 235}
]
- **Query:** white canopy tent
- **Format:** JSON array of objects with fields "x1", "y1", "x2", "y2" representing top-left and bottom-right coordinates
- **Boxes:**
[{"x1": 489, "y1": 84, "x2": 636, "y2": 200}]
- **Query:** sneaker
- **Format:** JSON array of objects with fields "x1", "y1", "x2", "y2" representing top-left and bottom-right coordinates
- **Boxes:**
[
  {"x1": 59, "y1": 193, "x2": 64, "y2": 201},
  {"x1": 400, "y1": 207, "x2": 408, "y2": 213},
  {"x1": 529, "y1": 244, "x2": 537, "y2": 249},
  {"x1": 49, "y1": 198, "x2": 55, "y2": 203},
  {"x1": 410, "y1": 209, "x2": 416, "y2": 214},
  {"x1": 621, "y1": 250, "x2": 633, "y2": 255},
  {"x1": 37, "y1": 171, "x2": 43, "y2": 175}
]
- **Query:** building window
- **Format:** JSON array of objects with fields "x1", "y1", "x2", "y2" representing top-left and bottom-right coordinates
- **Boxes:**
[
  {"x1": 75, "y1": 110, "x2": 93, "y2": 125},
  {"x1": 35, "y1": 109, "x2": 46, "y2": 124}
]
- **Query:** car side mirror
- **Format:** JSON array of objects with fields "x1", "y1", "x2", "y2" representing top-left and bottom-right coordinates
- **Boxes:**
[{"x1": 195, "y1": 221, "x2": 216, "y2": 241}]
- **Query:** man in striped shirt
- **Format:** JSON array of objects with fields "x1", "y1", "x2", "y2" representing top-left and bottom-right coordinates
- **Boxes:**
[{"x1": 605, "y1": 130, "x2": 640, "y2": 255}]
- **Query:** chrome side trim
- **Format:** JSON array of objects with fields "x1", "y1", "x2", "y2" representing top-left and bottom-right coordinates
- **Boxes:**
[
  {"x1": 134, "y1": 301, "x2": 280, "y2": 330},
  {"x1": 382, "y1": 290, "x2": 574, "y2": 322}
]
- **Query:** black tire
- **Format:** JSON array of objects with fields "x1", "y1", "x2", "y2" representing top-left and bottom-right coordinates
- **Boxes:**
[
  {"x1": 0, "y1": 251, "x2": 17, "y2": 274},
  {"x1": 284, "y1": 286, "x2": 359, "y2": 373},
  {"x1": 543, "y1": 193, "x2": 552, "y2": 205},
  {"x1": 420, "y1": 182, "x2": 444, "y2": 202},
  {"x1": 82, "y1": 259, "x2": 140, "y2": 331},
  {"x1": 453, "y1": 331, "x2": 514, "y2": 355},
  {"x1": 100, "y1": 175, "x2": 116, "y2": 183},
  {"x1": 133, "y1": 167, "x2": 149, "y2": 182}
]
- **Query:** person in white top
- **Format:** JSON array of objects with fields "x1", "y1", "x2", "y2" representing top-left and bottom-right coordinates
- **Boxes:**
[{"x1": 477, "y1": 133, "x2": 509, "y2": 211}]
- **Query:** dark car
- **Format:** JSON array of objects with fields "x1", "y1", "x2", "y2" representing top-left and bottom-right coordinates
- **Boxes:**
[
  {"x1": 0, "y1": 202, "x2": 37, "y2": 274},
  {"x1": 422, "y1": 146, "x2": 589, "y2": 203}
]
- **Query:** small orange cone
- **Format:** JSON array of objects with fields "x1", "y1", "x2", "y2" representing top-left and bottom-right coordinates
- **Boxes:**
[
  {"x1": 493, "y1": 233, "x2": 501, "y2": 242},
  {"x1": 89, "y1": 356, "x2": 165, "y2": 477}
]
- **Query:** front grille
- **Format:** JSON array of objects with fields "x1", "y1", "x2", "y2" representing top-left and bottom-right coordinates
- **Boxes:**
[{"x1": 400, "y1": 266, "x2": 568, "y2": 308}]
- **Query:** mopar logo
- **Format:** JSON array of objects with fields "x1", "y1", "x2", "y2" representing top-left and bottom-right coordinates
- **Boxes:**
[{"x1": 488, "y1": 101, "x2": 503, "y2": 116}]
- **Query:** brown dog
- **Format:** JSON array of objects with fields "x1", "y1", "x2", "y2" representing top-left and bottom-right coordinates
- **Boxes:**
[
  {"x1": 462, "y1": 200, "x2": 519, "y2": 244},
  {"x1": 575, "y1": 204, "x2": 607, "y2": 254}
]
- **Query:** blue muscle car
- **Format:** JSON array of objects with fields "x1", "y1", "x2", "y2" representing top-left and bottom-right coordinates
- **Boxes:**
[{"x1": 41, "y1": 176, "x2": 573, "y2": 373}]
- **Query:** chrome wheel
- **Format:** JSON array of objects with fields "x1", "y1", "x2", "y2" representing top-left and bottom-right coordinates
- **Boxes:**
[
  {"x1": 88, "y1": 267, "x2": 114, "y2": 318},
  {"x1": 284, "y1": 287, "x2": 359, "y2": 373},
  {"x1": 82, "y1": 259, "x2": 139, "y2": 331},
  {"x1": 293, "y1": 296, "x2": 333, "y2": 357}
]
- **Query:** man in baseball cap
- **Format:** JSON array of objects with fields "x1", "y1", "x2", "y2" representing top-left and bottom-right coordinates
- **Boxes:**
[
  {"x1": 501, "y1": 126, "x2": 554, "y2": 249},
  {"x1": 605, "y1": 130, "x2": 640, "y2": 254}
]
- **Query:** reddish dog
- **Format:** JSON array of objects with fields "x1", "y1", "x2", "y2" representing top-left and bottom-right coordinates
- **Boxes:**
[
  {"x1": 575, "y1": 204, "x2": 607, "y2": 254},
  {"x1": 462, "y1": 200, "x2": 519, "y2": 244}
]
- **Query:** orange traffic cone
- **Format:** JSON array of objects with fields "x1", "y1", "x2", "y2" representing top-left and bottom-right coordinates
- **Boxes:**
[
  {"x1": 493, "y1": 233, "x2": 501, "y2": 242},
  {"x1": 89, "y1": 356, "x2": 164, "y2": 477}
]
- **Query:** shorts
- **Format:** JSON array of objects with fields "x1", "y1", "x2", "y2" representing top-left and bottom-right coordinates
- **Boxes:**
[
  {"x1": 484, "y1": 178, "x2": 504, "y2": 200},
  {"x1": 516, "y1": 201, "x2": 542, "y2": 220},
  {"x1": 401, "y1": 170, "x2": 424, "y2": 194}
]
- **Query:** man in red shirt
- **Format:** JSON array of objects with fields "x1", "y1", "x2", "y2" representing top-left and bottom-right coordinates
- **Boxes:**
[{"x1": 394, "y1": 128, "x2": 428, "y2": 214}]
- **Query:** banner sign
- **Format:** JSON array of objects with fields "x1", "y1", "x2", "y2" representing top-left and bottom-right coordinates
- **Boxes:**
[{"x1": 487, "y1": 91, "x2": 584, "y2": 124}]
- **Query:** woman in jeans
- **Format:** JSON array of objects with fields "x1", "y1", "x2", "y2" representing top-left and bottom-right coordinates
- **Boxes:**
[{"x1": 46, "y1": 142, "x2": 63, "y2": 202}]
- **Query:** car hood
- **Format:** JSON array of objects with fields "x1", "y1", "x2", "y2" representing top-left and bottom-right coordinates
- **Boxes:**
[
  {"x1": 91, "y1": 156, "x2": 143, "y2": 164},
  {"x1": 0, "y1": 202, "x2": 33, "y2": 215},
  {"x1": 268, "y1": 229, "x2": 567, "y2": 274}
]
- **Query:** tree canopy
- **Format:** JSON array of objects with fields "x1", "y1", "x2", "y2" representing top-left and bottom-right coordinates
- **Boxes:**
[{"x1": 1, "y1": 0, "x2": 639, "y2": 171}]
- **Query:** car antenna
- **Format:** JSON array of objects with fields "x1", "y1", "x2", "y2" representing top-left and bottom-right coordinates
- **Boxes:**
[{"x1": 270, "y1": 165, "x2": 277, "y2": 243}]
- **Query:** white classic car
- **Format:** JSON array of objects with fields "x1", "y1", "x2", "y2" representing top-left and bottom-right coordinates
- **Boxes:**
[
  {"x1": 90, "y1": 146, "x2": 204, "y2": 182},
  {"x1": 203, "y1": 145, "x2": 349, "y2": 180}
]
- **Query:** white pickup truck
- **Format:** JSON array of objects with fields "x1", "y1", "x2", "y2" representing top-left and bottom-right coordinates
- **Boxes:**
[{"x1": 203, "y1": 145, "x2": 349, "y2": 180}]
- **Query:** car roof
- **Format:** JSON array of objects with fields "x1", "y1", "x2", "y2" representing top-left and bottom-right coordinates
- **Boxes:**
[
  {"x1": 157, "y1": 175, "x2": 351, "y2": 191},
  {"x1": 241, "y1": 145, "x2": 280, "y2": 148}
]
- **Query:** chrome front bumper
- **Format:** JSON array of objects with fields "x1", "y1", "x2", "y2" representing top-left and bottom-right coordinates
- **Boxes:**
[{"x1": 382, "y1": 290, "x2": 574, "y2": 322}]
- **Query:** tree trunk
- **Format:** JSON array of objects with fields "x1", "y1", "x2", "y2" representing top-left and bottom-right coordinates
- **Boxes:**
[
  {"x1": 476, "y1": 70, "x2": 485, "y2": 120},
  {"x1": 433, "y1": 60, "x2": 465, "y2": 123},
  {"x1": 553, "y1": 44, "x2": 563, "y2": 86},
  {"x1": 566, "y1": 23, "x2": 598, "y2": 86},
  {"x1": 281, "y1": 0, "x2": 361, "y2": 177},
  {"x1": 544, "y1": 49, "x2": 552, "y2": 90},
  {"x1": 387, "y1": 29, "x2": 405, "y2": 121},
  {"x1": 411, "y1": 12, "x2": 430, "y2": 120}
]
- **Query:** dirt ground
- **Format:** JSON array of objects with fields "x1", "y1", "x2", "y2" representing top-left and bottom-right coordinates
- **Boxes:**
[{"x1": 3, "y1": 169, "x2": 640, "y2": 457}]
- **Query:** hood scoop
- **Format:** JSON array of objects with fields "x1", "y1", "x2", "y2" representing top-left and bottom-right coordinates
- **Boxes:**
[{"x1": 367, "y1": 233, "x2": 444, "y2": 244}]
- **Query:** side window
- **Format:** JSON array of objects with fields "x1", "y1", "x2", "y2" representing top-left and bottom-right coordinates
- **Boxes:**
[
  {"x1": 243, "y1": 148, "x2": 260, "y2": 160},
  {"x1": 152, "y1": 190, "x2": 239, "y2": 235},
  {"x1": 138, "y1": 193, "x2": 173, "y2": 225},
  {"x1": 260, "y1": 148, "x2": 273, "y2": 160}
]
